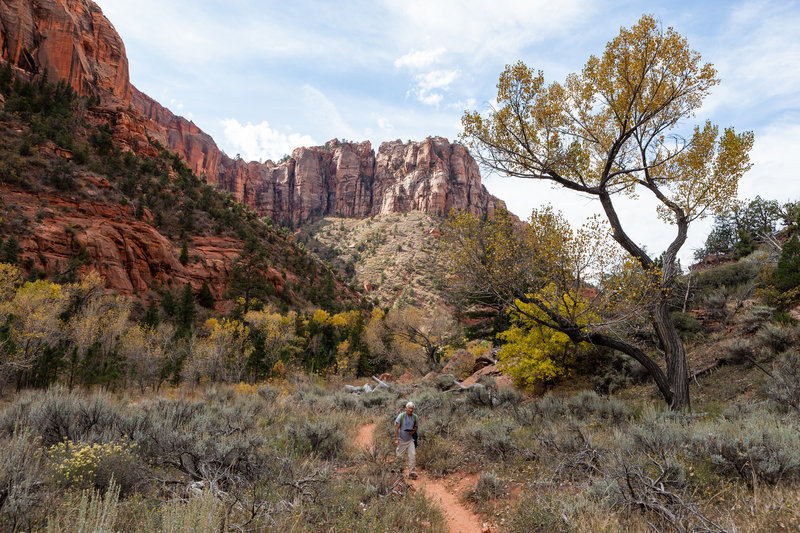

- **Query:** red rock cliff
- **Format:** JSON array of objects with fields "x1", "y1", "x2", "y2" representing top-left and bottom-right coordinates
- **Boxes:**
[
  {"x1": 1, "y1": 0, "x2": 506, "y2": 227},
  {"x1": 0, "y1": 0, "x2": 131, "y2": 106}
]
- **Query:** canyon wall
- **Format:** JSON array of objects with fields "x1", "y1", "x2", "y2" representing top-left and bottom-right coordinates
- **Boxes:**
[{"x1": 1, "y1": 0, "x2": 505, "y2": 229}]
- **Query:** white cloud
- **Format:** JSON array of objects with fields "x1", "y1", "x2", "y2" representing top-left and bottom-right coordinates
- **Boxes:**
[
  {"x1": 394, "y1": 47, "x2": 447, "y2": 70},
  {"x1": 301, "y1": 85, "x2": 359, "y2": 141},
  {"x1": 220, "y1": 119, "x2": 315, "y2": 163},
  {"x1": 377, "y1": 116, "x2": 394, "y2": 132},
  {"x1": 411, "y1": 69, "x2": 460, "y2": 106},
  {"x1": 383, "y1": 0, "x2": 592, "y2": 63},
  {"x1": 700, "y1": 1, "x2": 800, "y2": 118}
]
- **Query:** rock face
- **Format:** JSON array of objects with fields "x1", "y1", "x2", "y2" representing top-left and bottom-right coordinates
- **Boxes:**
[
  {"x1": 0, "y1": 0, "x2": 132, "y2": 106},
  {"x1": 1, "y1": 0, "x2": 505, "y2": 228},
  {"x1": 134, "y1": 92, "x2": 505, "y2": 227},
  {"x1": 5, "y1": 185, "x2": 241, "y2": 301}
]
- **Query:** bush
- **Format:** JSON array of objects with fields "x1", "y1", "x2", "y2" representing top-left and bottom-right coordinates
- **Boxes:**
[
  {"x1": 720, "y1": 338, "x2": 755, "y2": 366},
  {"x1": 0, "y1": 387, "x2": 120, "y2": 446},
  {"x1": 763, "y1": 350, "x2": 800, "y2": 412},
  {"x1": 470, "y1": 421, "x2": 516, "y2": 460},
  {"x1": 47, "y1": 439, "x2": 141, "y2": 494},
  {"x1": 670, "y1": 311, "x2": 701, "y2": 335},
  {"x1": 735, "y1": 305, "x2": 775, "y2": 334},
  {"x1": 0, "y1": 431, "x2": 45, "y2": 529},
  {"x1": 469, "y1": 471, "x2": 505, "y2": 501},
  {"x1": 288, "y1": 418, "x2": 345, "y2": 459},
  {"x1": 415, "y1": 434, "x2": 464, "y2": 477},
  {"x1": 755, "y1": 322, "x2": 798, "y2": 354},
  {"x1": 692, "y1": 417, "x2": 800, "y2": 485}
]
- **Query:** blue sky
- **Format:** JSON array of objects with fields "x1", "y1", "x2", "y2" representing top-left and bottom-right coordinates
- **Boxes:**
[{"x1": 97, "y1": 0, "x2": 800, "y2": 264}]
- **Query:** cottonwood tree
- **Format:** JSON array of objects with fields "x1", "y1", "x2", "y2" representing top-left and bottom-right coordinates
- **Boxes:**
[
  {"x1": 460, "y1": 15, "x2": 753, "y2": 409},
  {"x1": 384, "y1": 305, "x2": 460, "y2": 371}
]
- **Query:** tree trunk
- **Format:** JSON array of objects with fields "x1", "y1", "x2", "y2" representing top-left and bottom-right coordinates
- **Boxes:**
[{"x1": 652, "y1": 300, "x2": 690, "y2": 410}]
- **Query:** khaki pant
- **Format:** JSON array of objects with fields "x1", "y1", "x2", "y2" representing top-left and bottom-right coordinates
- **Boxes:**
[{"x1": 396, "y1": 439, "x2": 416, "y2": 474}]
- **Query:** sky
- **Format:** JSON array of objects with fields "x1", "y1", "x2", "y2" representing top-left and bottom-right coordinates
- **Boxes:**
[{"x1": 96, "y1": 0, "x2": 800, "y2": 265}]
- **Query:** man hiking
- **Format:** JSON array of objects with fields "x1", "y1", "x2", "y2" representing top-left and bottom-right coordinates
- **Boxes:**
[{"x1": 395, "y1": 401, "x2": 418, "y2": 479}]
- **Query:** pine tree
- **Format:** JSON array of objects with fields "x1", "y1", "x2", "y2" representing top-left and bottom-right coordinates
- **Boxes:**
[
  {"x1": 179, "y1": 241, "x2": 189, "y2": 266},
  {"x1": 774, "y1": 235, "x2": 800, "y2": 292},
  {"x1": 161, "y1": 290, "x2": 176, "y2": 317},
  {"x1": 176, "y1": 284, "x2": 196, "y2": 334},
  {"x1": 198, "y1": 281, "x2": 214, "y2": 309},
  {"x1": 142, "y1": 299, "x2": 161, "y2": 329},
  {"x1": 2, "y1": 235, "x2": 20, "y2": 264}
]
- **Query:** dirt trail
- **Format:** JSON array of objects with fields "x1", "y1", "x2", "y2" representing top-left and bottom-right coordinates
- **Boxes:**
[
  {"x1": 355, "y1": 422, "x2": 376, "y2": 450},
  {"x1": 355, "y1": 422, "x2": 488, "y2": 533}
]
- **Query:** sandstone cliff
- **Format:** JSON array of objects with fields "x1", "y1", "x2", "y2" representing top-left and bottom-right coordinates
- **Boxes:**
[
  {"x1": 0, "y1": 0, "x2": 131, "y2": 106},
  {"x1": 1, "y1": 0, "x2": 505, "y2": 228}
]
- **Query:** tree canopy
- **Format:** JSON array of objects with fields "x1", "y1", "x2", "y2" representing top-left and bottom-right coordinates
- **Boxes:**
[{"x1": 459, "y1": 14, "x2": 753, "y2": 409}]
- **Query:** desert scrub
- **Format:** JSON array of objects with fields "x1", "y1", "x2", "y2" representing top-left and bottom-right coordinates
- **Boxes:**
[
  {"x1": 416, "y1": 434, "x2": 466, "y2": 477},
  {"x1": 0, "y1": 431, "x2": 46, "y2": 531},
  {"x1": 763, "y1": 349, "x2": 800, "y2": 412},
  {"x1": 755, "y1": 322, "x2": 798, "y2": 354},
  {"x1": 0, "y1": 386, "x2": 120, "y2": 445},
  {"x1": 692, "y1": 415, "x2": 800, "y2": 486},
  {"x1": 287, "y1": 417, "x2": 345, "y2": 459},
  {"x1": 47, "y1": 439, "x2": 140, "y2": 494},
  {"x1": 44, "y1": 479, "x2": 121, "y2": 533},
  {"x1": 468, "y1": 471, "x2": 506, "y2": 502},
  {"x1": 470, "y1": 420, "x2": 517, "y2": 460}
]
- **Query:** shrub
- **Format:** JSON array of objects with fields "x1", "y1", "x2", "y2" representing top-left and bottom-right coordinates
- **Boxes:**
[
  {"x1": 415, "y1": 434, "x2": 464, "y2": 477},
  {"x1": 755, "y1": 322, "x2": 798, "y2": 354},
  {"x1": 735, "y1": 305, "x2": 775, "y2": 334},
  {"x1": 564, "y1": 390, "x2": 632, "y2": 425},
  {"x1": 288, "y1": 418, "x2": 345, "y2": 459},
  {"x1": 763, "y1": 350, "x2": 800, "y2": 412},
  {"x1": 470, "y1": 421, "x2": 516, "y2": 460},
  {"x1": 495, "y1": 385, "x2": 522, "y2": 406},
  {"x1": 507, "y1": 494, "x2": 572, "y2": 533},
  {"x1": 0, "y1": 431, "x2": 45, "y2": 529},
  {"x1": 692, "y1": 418, "x2": 800, "y2": 485},
  {"x1": 670, "y1": 311, "x2": 701, "y2": 335},
  {"x1": 47, "y1": 439, "x2": 141, "y2": 494},
  {"x1": 720, "y1": 338, "x2": 755, "y2": 366},
  {"x1": 257, "y1": 383, "x2": 280, "y2": 404},
  {"x1": 0, "y1": 387, "x2": 120, "y2": 446},
  {"x1": 44, "y1": 480, "x2": 120, "y2": 533},
  {"x1": 469, "y1": 471, "x2": 505, "y2": 501}
]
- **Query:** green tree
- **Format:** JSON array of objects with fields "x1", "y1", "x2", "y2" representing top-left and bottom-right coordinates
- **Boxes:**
[
  {"x1": 176, "y1": 284, "x2": 196, "y2": 335},
  {"x1": 1, "y1": 235, "x2": 20, "y2": 265},
  {"x1": 179, "y1": 241, "x2": 189, "y2": 266},
  {"x1": 229, "y1": 237, "x2": 272, "y2": 313},
  {"x1": 461, "y1": 15, "x2": 753, "y2": 409},
  {"x1": 198, "y1": 281, "x2": 215, "y2": 309},
  {"x1": 774, "y1": 236, "x2": 800, "y2": 293},
  {"x1": 142, "y1": 299, "x2": 161, "y2": 329}
]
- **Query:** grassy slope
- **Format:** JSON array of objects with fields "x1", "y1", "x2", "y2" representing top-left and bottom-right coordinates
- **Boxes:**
[{"x1": 297, "y1": 211, "x2": 445, "y2": 311}]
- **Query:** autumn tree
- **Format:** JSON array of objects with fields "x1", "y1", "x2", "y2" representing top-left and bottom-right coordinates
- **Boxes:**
[
  {"x1": 384, "y1": 305, "x2": 461, "y2": 371},
  {"x1": 0, "y1": 264, "x2": 66, "y2": 391},
  {"x1": 460, "y1": 15, "x2": 753, "y2": 409}
]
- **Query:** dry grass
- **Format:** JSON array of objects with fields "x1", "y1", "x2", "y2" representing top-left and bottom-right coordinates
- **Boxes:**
[{"x1": 298, "y1": 211, "x2": 444, "y2": 310}]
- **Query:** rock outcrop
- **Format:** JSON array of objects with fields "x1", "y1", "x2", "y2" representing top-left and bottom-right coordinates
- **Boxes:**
[
  {"x1": 0, "y1": 0, "x2": 132, "y2": 106},
  {"x1": 1, "y1": 0, "x2": 506, "y2": 228},
  {"x1": 5, "y1": 184, "x2": 241, "y2": 300},
  {"x1": 133, "y1": 90, "x2": 504, "y2": 227}
]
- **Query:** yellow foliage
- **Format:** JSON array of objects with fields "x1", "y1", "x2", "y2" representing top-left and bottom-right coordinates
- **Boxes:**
[
  {"x1": 312, "y1": 309, "x2": 331, "y2": 325},
  {"x1": 272, "y1": 360, "x2": 287, "y2": 379},
  {"x1": 497, "y1": 287, "x2": 596, "y2": 392}
]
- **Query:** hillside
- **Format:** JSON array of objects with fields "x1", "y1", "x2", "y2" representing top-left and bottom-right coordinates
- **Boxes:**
[
  {"x1": 0, "y1": 69, "x2": 358, "y2": 312},
  {"x1": 297, "y1": 211, "x2": 446, "y2": 310},
  {"x1": 0, "y1": 0, "x2": 506, "y2": 229}
]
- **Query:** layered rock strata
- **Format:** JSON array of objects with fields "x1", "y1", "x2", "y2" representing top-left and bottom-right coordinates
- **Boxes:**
[{"x1": 1, "y1": 0, "x2": 505, "y2": 228}]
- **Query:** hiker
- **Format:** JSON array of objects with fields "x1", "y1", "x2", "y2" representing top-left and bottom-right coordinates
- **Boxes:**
[{"x1": 395, "y1": 401, "x2": 418, "y2": 479}]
